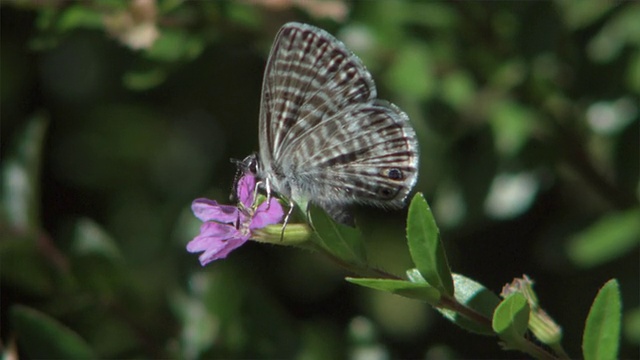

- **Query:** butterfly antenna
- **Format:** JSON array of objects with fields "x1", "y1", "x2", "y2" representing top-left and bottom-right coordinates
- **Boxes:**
[{"x1": 229, "y1": 158, "x2": 244, "y2": 202}]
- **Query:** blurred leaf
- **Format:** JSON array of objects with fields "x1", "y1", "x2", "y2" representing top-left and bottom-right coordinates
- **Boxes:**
[
  {"x1": 227, "y1": 2, "x2": 262, "y2": 29},
  {"x1": 171, "y1": 290, "x2": 218, "y2": 359},
  {"x1": 484, "y1": 172, "x2": 539, "y2": 219},
  {"x1": 624, "y1": 307, "x2": 640, "y2": 345},
  {"x1": 557, "y1": 0, "x2": 617, "y2": 30},
  {"x1": 72, "y1": 218, "x2": 123, "y2": 260},
  {"x1": 346, "y1": 277, "x2": 441, "y2": 305},
  {"x1": 10, "y1": 305, "x2": 95, "y2": 359},
  {"x1": 406, "y1": 193, "x2": 453, "y2": 296},
  {"x1": 34, "y1": 6, "x2": 59, "y2": 31},
  {"x1": 146, "y1": 29, "x2": 204, "y2": 62},
  {"x1": 347, "y1": 317, "x2": 389, "y2": 360},
  {"x1": 489, "y1": 60, "x2": 526, "y2": 91},
  {"x1": 1, "y1": 114, "x2": 48, "y2": 230},
  {"x1": 358, "y1": 1, "x2": 406, "y2": 47},
  {"x1": 309, "y1": 204, "x2": 367, "y2": 266},
  {"x1": 57, "y1": 4, "x2": 104, "y2": 32},
  {"x1": 587, "y1": 5, "x2": 640, "y2": 63},
  {"x1": 123, "y1": 66, "x2": 168, "y2": 90},
  {"x1": 404, "y1": 2, "x2": 457, "y2": 29},
  {"x1": 629, "y1": 52, "x2": 640, "y2": 93},
  {"x1": 424, "y1": 344, "x2": 458, "y2": 359},
  {"x1": 193, "y1": 269, "x2": 299, "y2": 358},
  {"x1": 492, "y1": 293, "x2": 530, "y2": 346},
  {"x1": 567, "y1": 208, "x2": 640, "y2": 268},
  {"x1": 489, "y1": 100, "x2": 537, "y2": 157},
  {"x1": 586, "y1": 97, "x2": 638, "y2": 135},
  {"x1": 159, "y1": 0, "x2": 188, "y2": 13},
  {"x1": 68, "y1": 219, "x2": 127, "y2": 299},
  {"x1": 299, "y1": 322, "x2": 344, "y2": 360},
  {"x1": 437, "y1": 273, "x2": 500, "y2": 336},
  {"x1": 583, "y1": 279, "x2": 621, "y2": 360},
  {"x1": 385, "y1": 41, "x2": 435, "y2": 100},
  {"x1": 441, "y1": 70, "x2": 477, "y2": 110},
  {"x1": 0, "y1": 236, "x2": 54, "y2": 296}
]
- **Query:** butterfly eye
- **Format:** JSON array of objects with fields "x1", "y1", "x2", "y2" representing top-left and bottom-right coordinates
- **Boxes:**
[
  {"x1": 240, "y1": 155, "x2": 260, "y2": 175},
  {"x1": 249, "y1": 159, "x2": 258, "y2": 174},
  {"x1": 385, "y1": 168, "x2": 404, "y2": 181}
]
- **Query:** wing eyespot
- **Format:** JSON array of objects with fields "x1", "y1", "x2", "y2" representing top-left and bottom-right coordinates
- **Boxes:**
[
  {"x1": 384, "y1": 168, "x2": 404, "y2": 181},
  {"x1": 377, "y1": 186, "x2": 400, "y2": 199}
]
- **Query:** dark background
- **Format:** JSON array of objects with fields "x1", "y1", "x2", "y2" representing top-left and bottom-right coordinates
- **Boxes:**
[{"x1": 2, "y1": 1, "x2": 638, "y2": 358}]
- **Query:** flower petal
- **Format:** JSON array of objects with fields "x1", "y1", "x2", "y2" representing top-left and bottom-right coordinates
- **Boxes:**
[
  {"x1": 237, "y1": 175, "x2": 256, "y2": 207},
  {"x1": 186, "y1": 222, "x2": 248, "y2": 265},
  {"x1": 200, "y1": 237, "x2": 248, "y2": 264},
  {"x1": 251, "y1": 198, "x2": 284, "y2": 229},
  {"x1": 186, "y1": 222, "x2": 237, "y2": 252},
  {"x1": 192, "y1": 198, "x2": 238, "y2": 223}
]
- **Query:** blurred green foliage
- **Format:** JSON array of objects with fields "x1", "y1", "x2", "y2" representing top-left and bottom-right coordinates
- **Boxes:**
[{"x1": 1, "y1": 0, "x2": 638, "y2": 358}]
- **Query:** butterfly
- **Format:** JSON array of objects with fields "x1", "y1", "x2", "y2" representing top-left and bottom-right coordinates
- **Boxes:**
[{"x1": 240, "y1": 22, "x2": 419, "y2": 226}]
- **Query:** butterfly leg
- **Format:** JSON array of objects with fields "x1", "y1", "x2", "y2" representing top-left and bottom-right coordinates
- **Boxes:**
[
  {"x1": 279, "y1": 198, "x2": 295, "y2": 241},
  {"x1": 305, "y1": 203, "x2": 316, "y2": 230},
  {"x1": 264, "y1": 178, "x2": 273, "y2": 210},
  {"x1": 250, "y1": 179, "x2": 263, "y2": 210}
]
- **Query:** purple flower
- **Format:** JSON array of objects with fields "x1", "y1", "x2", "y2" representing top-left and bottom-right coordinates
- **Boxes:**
[{"x1": 187, "y1": 174, "x2": 284, "y2": 266}]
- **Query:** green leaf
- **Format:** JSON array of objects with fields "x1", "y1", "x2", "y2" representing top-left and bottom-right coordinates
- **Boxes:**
[
  {"x1": 406, "y1": 193, "x2": 454, "y2": 296},
  {"x1": 346, "y1": 277, "x2": 441, "y2": 305},
  {"x1": 10, "y1": 305, "x2": 94, "y2": 359},
  {"x1": 583, "y1": 279, "x2": 621, "y2": 360},
  {"x1": 492, "y1": 293, "x2": 530, "y2": 346},
  {"x1": 567, "y1": 209, "x2": 640, "y2": 268},
  {"x1": 308, "y1": 204, "x2": 367, "y2": 266},
  {"x1": 436, "y1": 273, "x2": 500, "y2": 335},
  {"x1": 1, "y1": 114, "x2": 48, "y2": 230}
]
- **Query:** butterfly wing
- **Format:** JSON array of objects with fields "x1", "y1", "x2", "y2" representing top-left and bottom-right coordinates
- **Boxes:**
[
  {"x1": 256, "y1": 22, "x2": 419, "y2": 224},
  {"x1": 287, "y1": 101, "x2": 419, "y2": 207},
  {"x1": 258, "y1": 23, "x2": 376, "y2": 190}
]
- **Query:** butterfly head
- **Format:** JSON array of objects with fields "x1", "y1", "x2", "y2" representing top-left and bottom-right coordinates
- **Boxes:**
[
  {"x1": 230, "y1": 154, "x2": 263, "y2": 202},
  {"x1": 239, "y1": 153, "x2": 260, "y2": 176}
]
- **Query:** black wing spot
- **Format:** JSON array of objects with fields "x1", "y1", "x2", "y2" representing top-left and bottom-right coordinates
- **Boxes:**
[
  {"x1": 376, "y1": 186, "x2": 401, "y2": 199},
  {"x1": 385, "y1": 168, "x2": 404, "y2": 181}
]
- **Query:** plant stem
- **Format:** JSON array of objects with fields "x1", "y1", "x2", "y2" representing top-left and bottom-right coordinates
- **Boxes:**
[
  {"x1": 517, "y1": 338, "x2": 558, "y2": 360},
  {"x1": 439, "y1": 294, "x2": 493, "y2": 330}
]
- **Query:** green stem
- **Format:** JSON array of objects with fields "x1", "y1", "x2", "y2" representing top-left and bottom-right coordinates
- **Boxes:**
[
  {"x1": 440, "y1": 295, "x2": 558, "y2": 359},
  {"x1": 439, "y1": 294, "x2": 493, "y2": 330},
  {"x1": 318, "y1": 245, "x2": 402, "y2": 280},
  {"x1": 516, "y1": 338, "x2": 558, "y2": 360},
  {"x1": 550, "y1": 343, "x2": 571, "y2": 360}
]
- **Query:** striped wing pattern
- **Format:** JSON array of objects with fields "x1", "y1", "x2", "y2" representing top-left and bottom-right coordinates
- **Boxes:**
[{"x1": 256, "y1": 22, "x2": 419, "y2": 224}]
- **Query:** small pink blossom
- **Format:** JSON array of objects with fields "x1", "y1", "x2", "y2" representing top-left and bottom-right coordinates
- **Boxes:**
[{"x1": 187, "y1": 175, "x2": 284, "y2": 266}]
